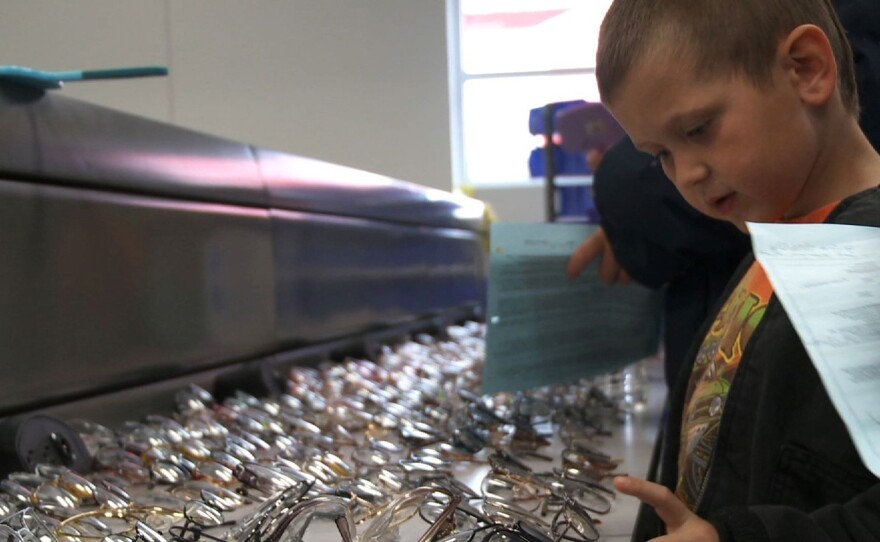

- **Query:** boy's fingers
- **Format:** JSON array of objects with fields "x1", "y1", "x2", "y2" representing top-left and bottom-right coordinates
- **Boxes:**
[
  {"x1": 567, "y1": 230, "x2": 606, "y2": 279},
  {"x1": 614, "y1": 476, "x2": 692, "y2": 530}
]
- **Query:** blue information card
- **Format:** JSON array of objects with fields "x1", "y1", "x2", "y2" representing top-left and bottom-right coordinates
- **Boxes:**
[{"x1": 483, "y1": 223, "x2": 663, "y2": 394}]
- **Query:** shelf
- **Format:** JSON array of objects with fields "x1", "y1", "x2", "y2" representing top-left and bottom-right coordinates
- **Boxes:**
[{"x1": 531, "y1": 175, "x2": 594, "y2": 187}]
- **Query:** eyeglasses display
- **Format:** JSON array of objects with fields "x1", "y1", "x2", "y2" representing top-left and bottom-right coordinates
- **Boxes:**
[{"x1": 0, "y1": 321, "x2": 650, "y2": 541}]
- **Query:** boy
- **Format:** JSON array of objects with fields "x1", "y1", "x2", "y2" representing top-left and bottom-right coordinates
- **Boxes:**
[{"x1": 596, "y1": 0, "x2": 880, "y2": 540}]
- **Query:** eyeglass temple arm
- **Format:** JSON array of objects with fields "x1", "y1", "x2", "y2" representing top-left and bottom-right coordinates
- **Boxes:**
[
  {"x1": 335, "y1": 515, "x2": 355, "y2": 542},
  {"x1": 417, "y1": 494, "x2": 462, "y2": 542}
]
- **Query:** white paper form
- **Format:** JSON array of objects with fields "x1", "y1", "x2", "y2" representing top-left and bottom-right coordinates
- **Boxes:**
[
  {"x1": 748, "y1": 222, "x2": 880, "y2": 478},
  {"x1": 483, "y1": 223, "x2": 663, "y2": 394}
]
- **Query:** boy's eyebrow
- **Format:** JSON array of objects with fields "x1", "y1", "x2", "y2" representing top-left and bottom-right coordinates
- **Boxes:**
[
  {"x1": 662, "y1": 104, "x2": 719, "y2": 133},
  {"x1": 633, "y1": 103, "x2": 721, "y2": 151}
]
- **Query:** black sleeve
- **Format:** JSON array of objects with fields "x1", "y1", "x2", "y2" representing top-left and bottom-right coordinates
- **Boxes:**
[
  {"x1": 592, "y1": 137, "x2": 750, "y2": 289},
  {"x1": 707, "y1": 485, "x2": 880, "y2": 542},
  {"x1": 705, "y1": 188, "x2": 880, "y2": 542}
]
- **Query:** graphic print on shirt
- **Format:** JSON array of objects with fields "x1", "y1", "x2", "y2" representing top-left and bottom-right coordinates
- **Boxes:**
[
  {"x1": 675, "y1": 263, "x2": 772, "y2": 509},
  {"x1": 673, "y1": 200, "x2": 839, "y2": 510}
]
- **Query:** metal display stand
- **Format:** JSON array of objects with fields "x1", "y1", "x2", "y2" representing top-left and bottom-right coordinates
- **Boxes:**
[{"x1": 540, "y1": 103, "x2": 595, "y2": 223}]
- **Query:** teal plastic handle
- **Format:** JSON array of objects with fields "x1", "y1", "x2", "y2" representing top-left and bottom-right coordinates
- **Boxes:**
[{"x1": 0, "y1": 65, "x2": 168, "y2": 89}]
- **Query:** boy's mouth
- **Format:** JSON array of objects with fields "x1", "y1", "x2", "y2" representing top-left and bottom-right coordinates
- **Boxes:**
[{"x1": 707, "y1": 193, "x2": 736, "y2": 216}]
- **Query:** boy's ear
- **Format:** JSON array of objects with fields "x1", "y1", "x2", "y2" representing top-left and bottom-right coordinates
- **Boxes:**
[{"x1": 779, "y1": 24, "x2": 837, "y2": 107}]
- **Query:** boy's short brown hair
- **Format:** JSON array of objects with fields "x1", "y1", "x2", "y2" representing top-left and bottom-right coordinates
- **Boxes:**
[{"x1": 597, "y1": 0, "x2": 858, "y2": 116}]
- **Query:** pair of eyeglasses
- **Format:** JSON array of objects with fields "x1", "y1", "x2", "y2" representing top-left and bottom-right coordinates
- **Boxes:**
[
  {"x1": 167, "y1": 499, "x2": 230, "y2": 542},
  {"x1": 325, "y1": 397, "x2": 373, "y2": 434},
  {"x1": 105, "y1": 519, "x2": 168, "y2": 542},
  {"x1": 350, "y1": 444, "x2": 392, "y2": 476},
  {"x1": 1, "y1": 507, "x2": 59, "y2": 542},
  {"x1": 0, "y1": 495, "x2": 15, "y2": 517},
  {"x1": 173, "y1": 384, "x2": 216, "y2": 415},
  {"x1": 5, "y1": 467, "x2": 97, "y2": 519},
  {"x1": 190, "y1": 459, "x2": 235, "y2": 487},
  {"x1": 359, "y1": 486, "x2": 461, "y2": 542},
  {"x1": 232, "y1": 463, "x2": 308, "y2": 497},
  {"x1": 421, "y1": 442, "x2": 489, "y2": 468},
  {"x1": 398, "y1": 418, "x2": 444, "y2": 448},
  {"x1": 253, "y1": 495, "x2": 356, "y2": 542},
  {"x1": 418, "y1": 484, "x2": 491, "y2": 535},
  {"x1": 109, "y1": 436, "x2": 193, "y2": 487},
  {"x1": 399, "y1": 448, "x2": 453, "y2": 480},
  {"x1": 487, "y1": 449, "x2": 538, "y2": 479},
  {"x1": 449, "y1": 416, "x2": 491, "y2": 455},
  {"x1": 337, "y1": 477, "x2": 391, "y2": 522},
  {"x1": 53, "y1": 520, "x2": 166, "y2": 542},
  {"x1": 141, "y1": 446, "x2": 197, "y2": 486},
  {"x1": 481, "y1": 471, "x2": 549, "y2": 513},
  {"x1": 169, "y1": 481, "x2": 246, "y2": 512},
  {"x1": 541, "y1": 474, "x2": 614, "y2": 516},
  {"x1": 286, "y1": 382, "x2": 327, "y2": 414},
  {"x1": 486, "y1": 451, "x2": 613, "y2": 516},
  {"x1": 481, "y1": 494, "x2": 553, "y2": 534},
  {"x1": 368, "y1": 465, "x2": 406, "y2": 496},
  {"x1": 302, "y1": 451, "x2": 355, "y2": 483},
  {"x1": 561, "y1": 446, "x2": 620, "y2": 473},
  {"x1": 55, "y1": 504, "x2": 182, "y2": 541},
  {"x1": 508, "y1": 425, "x2": 553, "y2": 456},
  {"x1": 557, "y1": 416, "x2": 607, "y2": 443},
  {"x1": 550, "y1": 496, "x2": 600, "y2": 542},
  {"x1": 434, "y1": 520, "x2": 553, "y2": 542},
  {"x1": 221, "y1": 480, "x2": 313, "y2": 542},
  {"x1": 87, "y1": 472, "x2": 135, "y2": 511},
  {"x1": 482, "y1": 495, "x2": 600, "y2": 542}
]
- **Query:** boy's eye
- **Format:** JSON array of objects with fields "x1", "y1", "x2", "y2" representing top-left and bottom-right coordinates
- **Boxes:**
[{"x1": 685, "y1": 120, "x2": 710, "y2": 139}]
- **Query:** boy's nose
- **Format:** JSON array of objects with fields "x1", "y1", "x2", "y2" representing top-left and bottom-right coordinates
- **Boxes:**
[{"x1": 673, "y1": 154, "x2": 709, "y2": 188}]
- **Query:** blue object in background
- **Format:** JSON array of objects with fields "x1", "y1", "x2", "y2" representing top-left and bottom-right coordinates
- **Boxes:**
[
  {"x1": 528, "y1": 100, "x2": 593, "y2": 178},
  {"x1": 528, "y1": 100, "x2": 587, "y2": 135},
  {"x1": 529, "y1": 99, "x2": 602, "y2": 224},
  {"x1": 528, "y1": 146, "x2": 591, "y2": 177},
  {"x1": 0, "y1": 65, "x2": 168, "y2": 89},
  {"x1": 530, "y1": 148, "x2": 599, "y2": 223},
  {"x1": 557, "y1": 186, "x2": 601, "y2": 224}
]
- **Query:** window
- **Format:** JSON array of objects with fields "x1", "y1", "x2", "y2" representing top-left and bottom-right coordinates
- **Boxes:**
[{"x1": 447, "y1": 0, "x2": 613, "y2": 188}]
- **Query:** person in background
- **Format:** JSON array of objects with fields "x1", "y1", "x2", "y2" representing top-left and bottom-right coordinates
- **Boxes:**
[
  {"x1": 591, "y1": 0, "x2": 880, "y2": 539},
  {"x1": 568, "y1": 137, "x2": 750, "y2": 391},
  {"x1": 834, "y1": 0, "x2": 880, "y2": 149}
]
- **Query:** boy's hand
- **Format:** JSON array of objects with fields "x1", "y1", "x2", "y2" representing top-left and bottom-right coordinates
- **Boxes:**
[
  {"x1": 614, "y1": 476, "x2": 720, "y2": 542},
  {"x1": 567, "y1": 227, "x2": 632, "y2": 284}
]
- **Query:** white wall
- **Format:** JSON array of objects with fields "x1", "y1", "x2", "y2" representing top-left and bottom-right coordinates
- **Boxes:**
[
  {"x1": 0, "y1": 0, "x2": 542, "y2": 220},
  {"x1": 473, "y1": 184, "x2": 546, "y2": 223},
  {"x1": 0, "y1": 0, "x2": 451, "y2": 190}
]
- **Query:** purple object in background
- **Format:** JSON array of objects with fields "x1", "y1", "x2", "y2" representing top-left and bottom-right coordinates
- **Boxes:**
[{"x1": 555, "y1": 102, "x2": 626, "y2": 153}]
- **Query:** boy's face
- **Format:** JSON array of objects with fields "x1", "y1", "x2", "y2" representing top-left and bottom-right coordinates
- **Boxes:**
[{"x1": 607, "y1": 48, "x2": 819, "y2": 231}]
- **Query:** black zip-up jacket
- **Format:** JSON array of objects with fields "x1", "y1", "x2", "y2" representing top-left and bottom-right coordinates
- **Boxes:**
[{"x1": 650, "y1": 187, "x2": 880, "y2": 541}]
